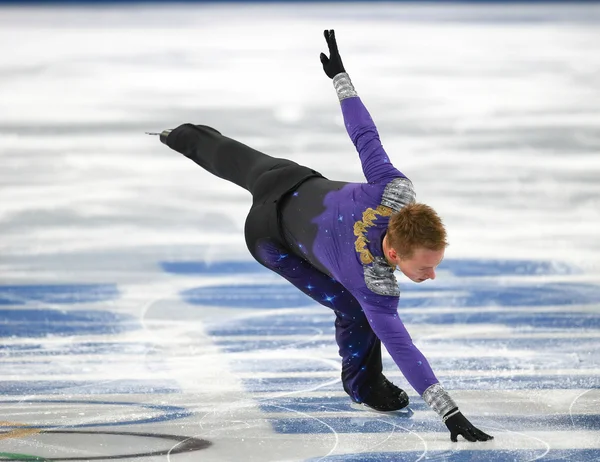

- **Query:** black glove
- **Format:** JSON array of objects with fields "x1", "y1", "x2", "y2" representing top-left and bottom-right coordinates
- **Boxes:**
[
  {"x1": 319, "y1": 29, "x2": 346, "y2": 79},
  {"x1": 443, "y1": 408, "x2": 493, "y2": 442}
]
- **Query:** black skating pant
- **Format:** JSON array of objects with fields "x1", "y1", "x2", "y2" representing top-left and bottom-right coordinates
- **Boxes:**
[{"x1": 165, "y1": 124, "x2": 384, "y2": 401}]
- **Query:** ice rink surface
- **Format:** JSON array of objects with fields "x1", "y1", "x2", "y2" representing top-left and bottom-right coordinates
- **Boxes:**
[{"x1": 1, "y1": 2, "x2": 599, "y2": 460}]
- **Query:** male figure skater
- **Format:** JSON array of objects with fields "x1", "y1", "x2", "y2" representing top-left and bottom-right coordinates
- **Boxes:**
[{"x1": 150, "y1": 30, "x2": 493, "y2": 443}]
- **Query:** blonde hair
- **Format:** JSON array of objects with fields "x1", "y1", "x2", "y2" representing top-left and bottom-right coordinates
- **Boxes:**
[{"x1": 387, "y1": 203, "x2": 448, "y2": 259}]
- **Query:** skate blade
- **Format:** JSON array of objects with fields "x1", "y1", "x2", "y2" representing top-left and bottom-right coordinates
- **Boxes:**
[{"x1": 350, "y1": 402, "x2": 414, "y2": 418}]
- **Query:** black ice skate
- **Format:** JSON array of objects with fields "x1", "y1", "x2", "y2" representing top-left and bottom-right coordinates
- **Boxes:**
[
  {"x1": 146, "y1": 129, "x2": 172, "y2": 145},
  {"x1": 349, "y1": 376, "x2": 410, "y2": 412}
]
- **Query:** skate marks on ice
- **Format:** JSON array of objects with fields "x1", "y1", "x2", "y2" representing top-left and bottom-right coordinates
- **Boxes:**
[
  {"x1": 3, "y1": 258, "x2": 594, "y2": 460},
  {"x1": 160, "y1": 256, "x2": 600, "y2": 460},
  {"x1": 0, "y1": 277, "x2": 340, "y2": 461},
  {"x1": 7, "y1": 257, "x2": 595, "y2": 461},
  {"x1": 0, "y1": 280, "x2": 215, "y2": 460},
  {"x1": 1, "y1": 2, "x2": 600, "y2": 460}
]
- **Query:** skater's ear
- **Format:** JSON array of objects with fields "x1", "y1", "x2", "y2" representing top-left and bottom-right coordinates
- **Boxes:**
[{"x1": 388, "y1": 247, "x2": 398, "y2": 261}]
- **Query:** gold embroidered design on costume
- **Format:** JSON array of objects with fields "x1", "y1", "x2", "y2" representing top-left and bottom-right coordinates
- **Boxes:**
[{"x1": 353, "y1": 205, "x2": 393, "y2": 264}]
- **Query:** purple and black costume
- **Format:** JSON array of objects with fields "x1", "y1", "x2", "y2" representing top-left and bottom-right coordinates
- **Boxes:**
[{"x1": 165, "y1": 73, "x2": 457, "y2": 418}]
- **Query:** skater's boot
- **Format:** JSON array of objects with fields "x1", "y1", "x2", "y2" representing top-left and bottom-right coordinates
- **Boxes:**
[
  {"x1": 350, "y1": 375, "x2": 409, "y2": 412},
  {"x1": 146, "y1": 129, "x2": 172, "y2": 145}
]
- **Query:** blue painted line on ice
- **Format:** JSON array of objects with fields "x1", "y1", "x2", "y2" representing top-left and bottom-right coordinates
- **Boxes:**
[
  {"x1": 215, "y1": 335, "x2": 598, "y2": 350},
  {"x1": 214, "y1": 337, "x2": 600, "y2": 371},
  {"x1": 0, "y1": 342, "x2": 153, "y2": 357},
  {"x1": 219, "y1": 349, "x2": 598, "y2": 372},
  {"x1": 243, "y1": 377, "x2": 338, "y2": 393},
  {"x1": 410, "y1": 357, "x2": 600, "y2": 372},
  {"x1": 438, "y1": 375, "x2": 600, "y2": 390},
  {"x1": 214, "y1": 338, "x2": 336, "y2": 353},
  {"x1": 225, "y1": 353, "x2": 600, "y2": 373},
  {"x1": 259, "y1": 396, "x2": 428, "y2": 413},
  {"x1": 244, "y1": 376, "x2": 600, "y2": 392},
  {"x1": 0, "y1": 399, "x2": 192, "y2": 429},
  {"x1": 210, "y1": 309, "x2": 600, "y2": 331},
  {"x1": 210, "y1": 325, "x2": 333, "y2": 337},
  {"x1": 273, "y1": 413, "x2": 600, "y2": 434},
  {"x1": 0, "y1": 309, "x2": 139, "y2": 338},
  {"x1": 182, "y1": 284, "x2": 312, "y2": 308},
  {"x1": 229, "y1": 358, "x2": 339, "y2": 374},
  {"x1": 0, "y1": 284, "x2": 119, "y2": 306},
  {"x1": 0, "y1": 380, "x2": 180, "y2": 395},
  {"x1": 306, "y1": 449, "x2": 600, "y2": 462},
  {"x1": 436, "y1": 258, "x2": 578, "y2": 277},
  {"x1": 398, "y1": 311, "x2": 600, "y2": 328},
  {"x1": 161, "y1": 260, "x2": 270, "y2": 275},
  {"x1": 423, "y1": 337, "x2": 600, "y2": 348},
  {"x1": 163, "y1": 259, "x2": 577, "y2": 277},
  {"x1": 216, "y1": 308, "x2": 600, "y2": 328},
  {"x1": 183, "y1": 282, "x2": 600, "y2": 308}
]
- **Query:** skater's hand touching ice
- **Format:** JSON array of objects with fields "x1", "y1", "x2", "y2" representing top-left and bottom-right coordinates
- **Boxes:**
[
  {"x1": 443, "y1": 409, "x2": 493, "y2": 442},
  {"x1": 320, "y1": 29, "x2": 346, "y2": 79}
]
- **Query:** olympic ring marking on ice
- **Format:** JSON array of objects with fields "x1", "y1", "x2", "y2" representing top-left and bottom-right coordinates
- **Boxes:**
[
  {"x1": 0, "y1": 453, "x2": 49, "y2": 461},
  {"x1": 0, "y1": 400, "x2": 192, "y2": 429},
  {"x1": 0, "y1": 430, "x2": 211, "y2": 461},
  {"x1": 0, "y1": 422, "x2": 42, "y2": 441}
]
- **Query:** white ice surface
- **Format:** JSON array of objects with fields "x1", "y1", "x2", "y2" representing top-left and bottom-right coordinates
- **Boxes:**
[{"x1": 0, "y1": 3, "x2": 599, "y2": 462}]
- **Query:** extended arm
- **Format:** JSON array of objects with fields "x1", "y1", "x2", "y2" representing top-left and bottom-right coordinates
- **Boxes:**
[
  {"x1": 352, "y1": 285, "x2": 493, "y2": 442},
  {"x1": 352, "y1": 287, "x2": 443, "y2": 395},
  {"x1": 320, "y1": 30, "x2": 405, "y2": 183}
]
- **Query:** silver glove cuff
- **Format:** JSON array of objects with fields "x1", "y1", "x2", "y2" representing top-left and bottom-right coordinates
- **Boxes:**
[
  {"x1": 333, "y1": 72, "x2": 358, "y2": 101},
  {"x1": 422, "y1": 383, "x2": 458, "y2": 418},
  {"x1": 442, "y1": 408, "x2": 460, "y2": 423}
]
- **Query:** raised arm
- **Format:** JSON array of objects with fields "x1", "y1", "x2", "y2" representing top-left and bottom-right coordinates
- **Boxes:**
[{"x1": 320, "y1": 30, "x2": 405, "y2": 184}]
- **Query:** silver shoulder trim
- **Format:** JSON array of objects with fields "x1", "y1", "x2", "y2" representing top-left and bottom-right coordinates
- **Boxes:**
[
  {"x1": 364, "y1": 256, "x2": 400, "y2": 297},
  {"x1": 381, "y1": 178, "x2": 416, "y2": 211},
  {"x1": 422, "y1": 383, "x2": 458, "y2": 418},
  {"x1": 333, "y1": 72, "x2": 358, "y2": 101}
]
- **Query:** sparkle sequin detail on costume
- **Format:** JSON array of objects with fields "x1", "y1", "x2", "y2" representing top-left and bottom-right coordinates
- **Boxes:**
[
  {"x1": 364, "y1": 257, "x2": 400, "y2": 296},
  {"x1": 422, "y1": 383, "x2": 457, "y2": 418},
  {"x1": 333, "y1": 72, "x2": 358, "y2": 101},
  {"x1": 381, "y1": 178, "x2": 416, "y2": 211},
  {"x1": 353, "y1": 205, "x2": 393, "y2": 265}
]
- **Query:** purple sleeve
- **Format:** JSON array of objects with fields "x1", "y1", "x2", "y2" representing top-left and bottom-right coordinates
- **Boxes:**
[
  {"x1": 341, "y1": 97, "x2": 406, "y2": 184},
  {"x1": 350, "y1": 286, "x2": 439, "y2": 395}
]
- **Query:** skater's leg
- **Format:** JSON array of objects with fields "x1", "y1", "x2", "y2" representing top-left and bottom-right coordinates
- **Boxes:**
[
  {"x1": 165, "y1": 123, "x2": 295, "y2": 193},
  {"x1": 334, "y1": 309, "x2": 383, "y2": 400},
  {"x1": 253, "y1": 238, "x2": 384, "y2": 400}
]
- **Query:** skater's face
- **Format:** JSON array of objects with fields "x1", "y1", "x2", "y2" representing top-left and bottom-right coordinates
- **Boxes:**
[{"x1": 397, "y1": 247, "x2": 445, "y2": 283}]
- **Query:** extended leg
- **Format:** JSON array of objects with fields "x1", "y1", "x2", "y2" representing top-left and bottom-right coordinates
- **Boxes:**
[{"x1": 164, "y1": 123, "x2": 295, "y2": 193}]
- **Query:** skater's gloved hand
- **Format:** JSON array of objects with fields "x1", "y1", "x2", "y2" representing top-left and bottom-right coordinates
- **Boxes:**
[
  {"x1": 320, "y1": 29, "x2": 346, "y2": 79},
  {"x1": 443, "y1": 408, "x2": 493, "y2": 442}
]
